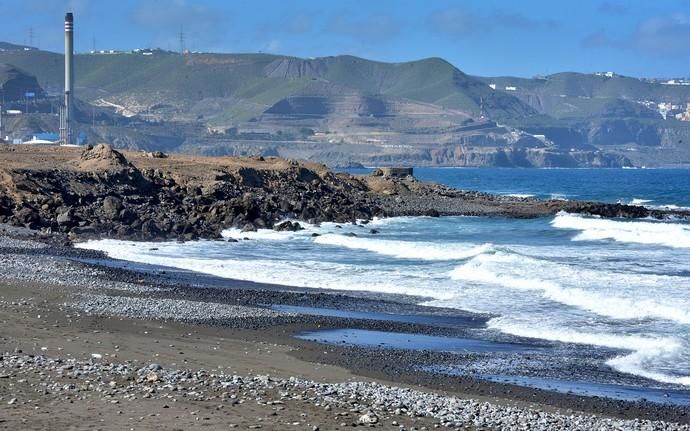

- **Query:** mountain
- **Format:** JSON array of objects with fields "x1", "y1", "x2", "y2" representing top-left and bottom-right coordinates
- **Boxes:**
[
  {"x1": 0, "y1": 50, "x2": 536, "y2": 121},
  {"x1": 476, "y1": 72, "x2": 690, "y2": 119},
  {"x1": 0, "y1": 64, "x2": 45, "y2": 102},
  {"x1": 0, "y1": 42, "x2": 36, "y2": 52},
  {"x1": 1, "y1": 46, "x2": 689, "y2": 167},
  {"x1": 475, "y1": 72, "x2": 690, "y2": 166}
]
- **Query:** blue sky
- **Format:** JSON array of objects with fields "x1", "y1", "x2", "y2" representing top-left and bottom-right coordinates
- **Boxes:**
[{"x1": 1, "y1": 0, "x2": 688, "y2": 78}]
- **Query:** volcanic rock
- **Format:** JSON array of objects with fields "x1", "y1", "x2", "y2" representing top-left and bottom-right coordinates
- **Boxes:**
[{"x1": 273, "y1": 221, "x2": 303, "y2": 232}]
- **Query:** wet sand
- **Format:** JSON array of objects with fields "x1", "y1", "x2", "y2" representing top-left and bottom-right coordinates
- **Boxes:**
[{"x1": 0, "y1": 281, "x2": 444, "y2": 431}]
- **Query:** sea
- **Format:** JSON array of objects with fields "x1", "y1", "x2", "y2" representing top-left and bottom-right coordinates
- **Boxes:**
[{"x1": 78, "y1": 168, "x2": 690, "y2": 395}]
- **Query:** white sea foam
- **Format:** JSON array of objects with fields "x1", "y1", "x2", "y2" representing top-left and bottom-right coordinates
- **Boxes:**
[
  {"x1": 651, "y1": 204, "x2": 690, "y2": 211},
  {"x1": 221, "y1": 228, "x2": 307, "y2": 241},
  {"x1": 552, "y1": 212, "x2": 690, "y2": 248},
  {"x1": 629, "y1": 198, "x2": 653, "y2": 205},
  {"x1": 315, "y1": 234, "x2": 494, "y2": 261},
  {"x1": 504, "y1": 193, "x2": 535, "y2": 198},
  {"x1": 221, "y1": 220, "x2": 373, "y2": 241},
  {"x1": 489, "y1": 317, "x2": 690, "y2": 386},
  {"x1": 77, "y1": 239, "x2": 454, "y2": 300},
  {"x1": 620, "y1": 199, "x2": 690, "y2": 212},
  {"x1": 607, "y1": 350, "x2": 690, "y2": 386},
  {"x1": 549, "y1": 194, "x2": 568, "y2": 201},
  {"x1": 449, "y1": 251, "x2": 690, "y2": 325},
  {"x1": 488, "y1": 317, "x2": 677, "y2": 353},
  {"x1": 614, "y1": 197, "x2": 690, "y2": 212},
  {"x1": 367, "y1": 216, "x2": 424, "y2": 227},
  {"x1": 221, "y1": 219, "x2": 325, "y2": 241}
]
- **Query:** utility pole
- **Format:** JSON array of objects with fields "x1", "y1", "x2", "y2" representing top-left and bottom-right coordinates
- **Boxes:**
[
  {"x1": 179, "y1": 26, "x2": 185, "y2": 53},
  {"x1": 29, "y1": 27, "x2": 34, "y2": 47}
]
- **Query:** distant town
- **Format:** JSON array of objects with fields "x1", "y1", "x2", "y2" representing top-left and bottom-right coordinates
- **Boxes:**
[{"x1": 488, "y1": 71, "x2": 690, "y2": 122}]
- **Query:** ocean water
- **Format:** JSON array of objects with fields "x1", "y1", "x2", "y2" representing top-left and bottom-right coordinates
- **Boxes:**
[
  {"x1": 350, "y1": 167, "x2": 690, "y2": 209},
  {"x1": 77, "y1": 168, "x2": 690, "y2": 389}
]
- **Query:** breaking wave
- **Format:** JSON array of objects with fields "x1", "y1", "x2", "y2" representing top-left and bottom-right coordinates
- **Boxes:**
[
  {"x1": 76, "y1": 239, "x2": 453, "y2": 300},
  {"x1": 551, "y1": 212, "x2": 690, "y2": 248},
  {"x1": 315, "y1": 234, "x2": 494, "y2": 261},
  {"x1": 449, "y1": 251, "x2": 690, "y2": 325}
]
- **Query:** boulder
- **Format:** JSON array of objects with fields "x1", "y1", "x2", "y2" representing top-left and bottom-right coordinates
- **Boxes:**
[
  {"x1": 70, "y1": 226, "x2": 97, "y2": 237},
  {"x1": 424, "y1": 208, "x2": 441, "y2": 217},
  {"x1": 145, "y1": 372, "x2": 159, "y2": 384},
  {"x1": 144, "y1": 151, "x2": 168, "y2": 159},
  {"x1": 15, "y1": 207, "x2": 40, "y2": 227},
  {"x1": 273, "y1": 220, "x2": 304, "y2": 232},
  {"x1": 56, "y1": 209, "x2": 74, "y2": 226},
  {"x1": 118, "y1": 208, "x2": 137, "y2": 224},
  {"x1": 141, "y1": 220, "x2": 161, "y2": 236},
  {"x1": 241, "y1": 223, "x2": 257, "y2": 233},
  {"x1": 358, "y1": 412, "x2": 378, "y2": 425},
  {"x1": 116, "y1": 225, "x2": 134, "y2": 238},
  {"x1": 102, "y1": 196, "x2": 123, "y2": 219}
]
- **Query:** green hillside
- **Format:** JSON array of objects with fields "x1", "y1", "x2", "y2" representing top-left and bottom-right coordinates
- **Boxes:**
[{"x1": 0, "y1": 48, "x2": 535, "y2": 122}]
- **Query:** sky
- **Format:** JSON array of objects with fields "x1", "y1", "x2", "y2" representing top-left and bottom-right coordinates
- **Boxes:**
[{"x1": 0, "y1": 0, "x2": 688, "y2": 78}]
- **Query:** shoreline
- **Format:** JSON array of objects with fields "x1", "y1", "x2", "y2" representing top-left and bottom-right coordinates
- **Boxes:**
[
  {"x1": 1, "y1": 144, "x2": 689, "y2": 245},
  {"x1": 1, "y1": 225, "x2": 689, "y2": 429}
]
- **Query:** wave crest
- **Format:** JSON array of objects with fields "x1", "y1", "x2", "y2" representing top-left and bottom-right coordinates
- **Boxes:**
[
  {"x1": 315, "y1": 234, "x2": 494, "y2": 261},
  {"x1": 551, "y1": 212, "x2": 690, "y2": 248},
  {"x1": 450, "y1": 251, "x2": 690, "y2": 325}
]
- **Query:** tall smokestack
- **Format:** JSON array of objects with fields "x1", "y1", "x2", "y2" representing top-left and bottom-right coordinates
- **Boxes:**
[{"x1": 63, "y1": 12, "x2": 74, "y2": 145}]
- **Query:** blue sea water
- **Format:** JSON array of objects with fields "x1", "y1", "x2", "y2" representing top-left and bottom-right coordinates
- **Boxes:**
[
  {"x1": 78, "y1": 168, "x2": 690, "y2": 391},
  {"x1": 350, "y1": 167, "x2": 690, "y2": 208}
]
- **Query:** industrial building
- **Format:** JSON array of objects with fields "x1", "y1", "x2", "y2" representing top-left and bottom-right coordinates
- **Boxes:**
[
  {"x1": 59, "y1": 12, "x2": 75, "y2": 146},
  {"x1": 0, "y1": 12, "x2": 78, "y2": 146}
]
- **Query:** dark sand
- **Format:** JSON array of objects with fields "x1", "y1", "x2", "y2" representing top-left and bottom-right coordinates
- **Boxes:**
[{"x1": 0, "y1": 281, "x2": 445, "y2": 430}]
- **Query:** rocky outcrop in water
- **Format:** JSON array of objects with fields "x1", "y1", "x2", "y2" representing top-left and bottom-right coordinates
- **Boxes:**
[{"x1": 0, "y1": 144, "x2": 685, "y2": 242}]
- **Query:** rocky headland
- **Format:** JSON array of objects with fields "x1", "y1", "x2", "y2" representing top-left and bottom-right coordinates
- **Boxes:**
[{"x1": 0, "y1": 144, "x2": 685, "y2": 243}]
